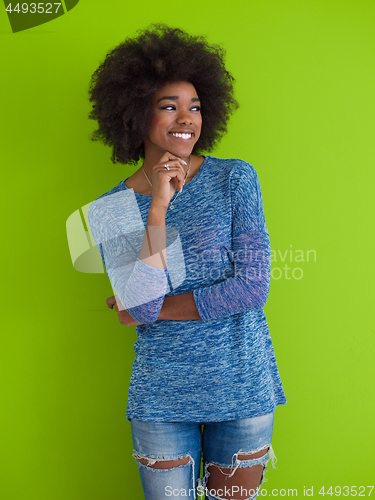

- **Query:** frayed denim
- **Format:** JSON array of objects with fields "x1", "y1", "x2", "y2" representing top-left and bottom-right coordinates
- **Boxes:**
[{"x1": 131, "y1": 413, "x2": 276, "y2": 500}]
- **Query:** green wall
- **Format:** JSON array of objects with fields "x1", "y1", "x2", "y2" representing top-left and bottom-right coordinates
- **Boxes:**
[{"x1": 1, "y1": 1, "x2": 374, "y2": 498}]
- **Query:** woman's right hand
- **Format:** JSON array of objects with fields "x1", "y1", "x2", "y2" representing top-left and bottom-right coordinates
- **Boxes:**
[
  {"x1": 149, "y1": 151, "x2": 188, "y2": 210},
  {"x1": 106, "y1": 295, "x2": 143, "y2": 326}
]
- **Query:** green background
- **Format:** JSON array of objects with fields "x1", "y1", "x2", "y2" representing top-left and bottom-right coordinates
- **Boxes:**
[{"x1": 1, "y1": 0, "x2": 374, "y2": 498}]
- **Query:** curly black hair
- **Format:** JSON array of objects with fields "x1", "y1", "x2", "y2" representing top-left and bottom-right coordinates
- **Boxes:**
[{"x1": 88, "y1": 24, "x2": 239, "y2": 165}]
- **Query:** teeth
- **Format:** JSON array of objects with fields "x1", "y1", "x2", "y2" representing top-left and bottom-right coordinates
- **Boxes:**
[{"x1": 172, "y1": 132, "x2": 192, "y2": 140}]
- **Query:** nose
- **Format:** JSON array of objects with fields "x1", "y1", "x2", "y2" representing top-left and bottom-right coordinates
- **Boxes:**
[{"x1": 176, "y1": 109, "x2": 192, "y2": 125}]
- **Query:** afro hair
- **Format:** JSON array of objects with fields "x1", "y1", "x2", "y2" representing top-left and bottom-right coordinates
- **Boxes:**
[{"x1": 88, "y1": 24, "x2": 239, "y2": 165}]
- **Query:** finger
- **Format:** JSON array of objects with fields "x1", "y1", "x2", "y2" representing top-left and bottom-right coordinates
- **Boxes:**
[
  {"x1": 106, "y1": 296, "x2": 116, "y2": 309},
  {"x1": 157, "y1": 162, "x2": 186, "y2": 192},
  {"x1": 159, "y1": 151, "x2": 188, "y2": 166},
  {"x1": 156, "y1": 159, "x2": 187, "y2": 172},
  {"x1": 155, "y1": 161, "x2": 185, "y2": 180},
  {"x1": 158, "y1": 160, "x2": 186, "y2": 174}
]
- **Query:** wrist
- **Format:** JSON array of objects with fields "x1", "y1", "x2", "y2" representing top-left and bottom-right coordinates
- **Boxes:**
[
  {"x1": 157, "y1": 293, "x2": 202, "y2": 321},
  {"x1": 158, "y1": 296, "x2": 168, "y2": 321},
  {"x1": 149, "y1": 200, "x2": 168, "y2": 216}
]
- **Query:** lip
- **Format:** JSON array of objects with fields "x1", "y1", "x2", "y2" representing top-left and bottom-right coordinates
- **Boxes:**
[{"x1": 169, "y1": 129, "x2": 194, "y2": 134}]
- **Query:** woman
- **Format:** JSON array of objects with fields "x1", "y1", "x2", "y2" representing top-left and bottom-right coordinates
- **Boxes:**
[{"x1": 87, "y1": 24, "x2": 286, "y2": 500}]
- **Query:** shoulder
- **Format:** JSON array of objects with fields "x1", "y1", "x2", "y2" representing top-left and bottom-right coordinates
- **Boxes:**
[
  {"x1": 94, "y1": 180, "x2": 126, "y2": 203},
  {"x1": 206, "y1": 157, "x2": 259, "y2": 196},
  {"x1": 210, "y1": 158, "x2": 263, "y2": 212},
  {"x1": 207, "y1": 156, "x2": 258, "y2": 179}
]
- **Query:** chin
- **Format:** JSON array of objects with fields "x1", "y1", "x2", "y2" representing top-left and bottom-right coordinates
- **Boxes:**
[{"x1": 170, "y1": 146, "x2": 195, "y2": 158}]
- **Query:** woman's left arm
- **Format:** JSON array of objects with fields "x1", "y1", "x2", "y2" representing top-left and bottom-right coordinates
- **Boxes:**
[{"x1": 190, "y1": 166, "x2": 271, "y2": 322}]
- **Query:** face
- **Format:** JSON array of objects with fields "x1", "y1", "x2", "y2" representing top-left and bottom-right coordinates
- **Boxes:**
[{"x1": 144, "y1": 81, "x2": 202, "y2": 160}]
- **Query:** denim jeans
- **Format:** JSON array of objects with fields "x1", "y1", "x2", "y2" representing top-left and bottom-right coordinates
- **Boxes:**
[{"x1": 131, "y1": 413, "x2": 276, "y2": 500}]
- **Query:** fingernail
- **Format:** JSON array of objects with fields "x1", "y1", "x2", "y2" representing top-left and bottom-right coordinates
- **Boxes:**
[{"x1": 182, "y1": 160, "x2": 187, "y2": 165}]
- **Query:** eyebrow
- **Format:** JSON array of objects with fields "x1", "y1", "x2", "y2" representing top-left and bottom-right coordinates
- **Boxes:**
[{"x1": 157, "y1": 96, "x2": 201, "y2": 103}]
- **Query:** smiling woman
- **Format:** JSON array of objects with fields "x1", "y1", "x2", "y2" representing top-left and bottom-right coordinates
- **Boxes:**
[
  {"x1": 88, "y1": 24, "x2": 238, "y2": 166},
  {"x1": 87, "y1": 24, "x2": 286, "y2": 500},
  {"x1": 140, "y1": 81, "x2": 203, "y2": 195}
]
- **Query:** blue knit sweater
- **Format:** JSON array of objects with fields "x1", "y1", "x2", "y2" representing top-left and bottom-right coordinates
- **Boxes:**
[{"x1": 88, "y1": 156, "x2": 287, "y2": 422}]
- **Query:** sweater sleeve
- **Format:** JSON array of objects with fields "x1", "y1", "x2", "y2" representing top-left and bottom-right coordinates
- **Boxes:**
[
  {"x1": 87, "y1": 201, "x2": 169, "y2": 324},
  {"x1": 193, "y1": 165, "x2": 271, "y2": 321}
]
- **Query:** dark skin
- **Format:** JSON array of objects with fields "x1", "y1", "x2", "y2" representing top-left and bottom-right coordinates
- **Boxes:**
[{"x1": 105, "y1": 81, "x2": 267, "y2": 498}]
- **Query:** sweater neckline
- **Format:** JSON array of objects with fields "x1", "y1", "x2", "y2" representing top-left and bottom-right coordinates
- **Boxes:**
[{"x1": 122, "y1": 155, "x2": 210, "y2": 197}]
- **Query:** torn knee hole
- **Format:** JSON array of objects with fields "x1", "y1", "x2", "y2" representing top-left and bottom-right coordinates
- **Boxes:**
[
  {"x1": 206, "y1": 462, "x2": 266, "y2": 496},
  {"x1": 205, "y1": 446, "x2": 270, "y2": 484},
  {"x1": 238, "y1": 446, "x2": 269, "y2": 461},
  {"x1": 136, "y1": 455, "x2": 190, "y2": 469}
]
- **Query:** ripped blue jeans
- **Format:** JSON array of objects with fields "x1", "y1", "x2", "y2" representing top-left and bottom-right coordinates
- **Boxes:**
[{"x1": 131, "y1": 412, "x2": 276, "y2": 500}]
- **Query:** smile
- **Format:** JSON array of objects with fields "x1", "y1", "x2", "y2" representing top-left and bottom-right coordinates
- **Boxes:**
[{"x1": 169, "y1": 132, "x2": 193, "y2": 140}]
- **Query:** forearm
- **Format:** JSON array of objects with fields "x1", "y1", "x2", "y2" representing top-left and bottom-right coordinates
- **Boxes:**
[
  {"x1": 139, "y1": 202, "x2": 167, "y2": 269},
  {"x1": 193, "y1": 232, "x2": 271, "y2": 322},
  {"x1": 158, "y1": 292, "x2": 202, "y2": 321},
  {"x1": 124, "y1": 203, "x2": 168, "y2": 323},
  {"x1": 88, "y1": 199, "x2": 169, "y2": 324}
]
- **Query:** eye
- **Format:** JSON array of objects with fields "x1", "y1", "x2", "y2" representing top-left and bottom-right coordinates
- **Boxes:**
[
  {"x1": 191, "y1": 105, "x2": 201, "y2": 112},
  {"x1": 161, "y1": 105, "x2": 176, "y2": 110}
]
